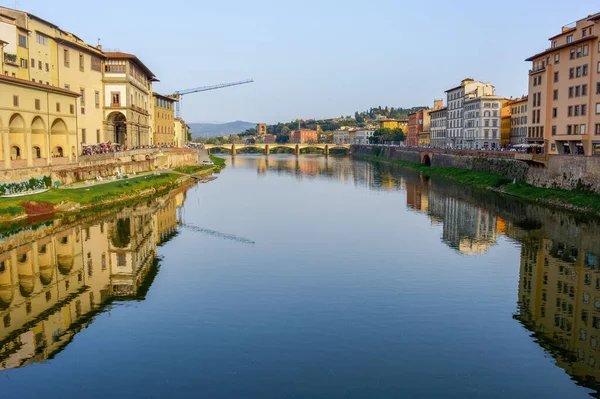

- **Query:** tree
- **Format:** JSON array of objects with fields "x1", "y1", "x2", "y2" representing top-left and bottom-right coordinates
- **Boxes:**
[
  {"x1": 276, "y1": 132, "x2": 290, "y2": 143},
  {"x1": 228, "y1": 134, "x2": 241, "y2": 144},
  {"x1": 281, "y1": 126, "x2": 291, "y2": 136}
]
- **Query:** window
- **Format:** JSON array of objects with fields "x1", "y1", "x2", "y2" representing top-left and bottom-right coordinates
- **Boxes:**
[
  {"x1": 82, "y1": 129, "x2": 87, "y2": 143},
  {"x1": 581, "y1": 124, "x2": 586, "y2": 135},
  {"x1": 79, "y1": 54, "x2": 84, "y2": 72},
  {"x1": 570, "y1": 67, "x2": 575, "y2": 79},
  {"x1": 70, "y1": 104, "x2": 74, "y2": 114},
  {"x1": 597, "y1": 83, "x2": 600, "y2": 94},
  {"x1": 64, "y1": 49, "x2": 70, "y2": 67},
  {"x1": 13, "y1": 95, "x2": 18, "y2": 107},
  {"x1": 555, "y1": 53, "x2": 560, "y2": 64},
  {"x1": 583, "y1": 84, "x2": 588, "y2": 96},
  {"x1": 597, "y1": 103, "x2": 600, "y2": 114},
  {"x1": 95, "y1": 91, "x2": 100, "y2": 108},
  {"x1": 569, "y1": 106, "x2": 573, "y2": 117},
  {"x1": 571, "y1": 49, "x2": 576, "y2": 60},
  {"x1": 583, "y1": 64, "x2": 589, "y2": 76},
  {"x1": 111, "y1": 92, "x2": 120, "y2": 107},
  {"x1": 45, "y1": 62, "x2": 49, "y2": 72},
  {"x1": 577, "y1": 47, "x2": 582, "y2": 58},
  {"x1": 575, "y1": 105, "x2": 580, "y2": 116},
  {"x1": 36, "y1": 33, "x2": 48, "y2": 46},
  {"x1": 20, "y1": 58, "x2": 27, "y2": 68},
  {"x1": 81, "y1": 107, "x2": 85, "y2": 115},
  {"x1": 576, "y1": 66, "x2": 582, "y2": 78},
  {"x1": 567, "y1": 35, "x2": 573, "y2": 43},
  {"x1": 18, "y1": 34, "x2": 26, "y2": 48},
  {"x1": 552, "y1": 126, "x2": 557, "y2": 136},
  {"x1": 38, "y1": 60, "x2": 42, "y2": 70},
  {"x1": 569, "y1": 87, "x2": 574, "y2": 98},
  {"x1": 80, "y1": 88, "x2": 85, "y2": 106},
  {"x1": 553, "y1": 108, "x2": 557, "y2": 118},
  {"x1": 91, "y1": 57, "x2": 101, "y2": 72},
  {"x1": 56, "y1": 102, "x2": 60, "y2": 112},
  {"x1": 65, "y1": 84, "x2": 70, "y2": 91},
  {"x1": 596, "y1": 124, "x2": 600, "y2": 135},
  {"x1": 31, "y1": 58, "x2": 35, "y2": 67},
  {"x1": 35, "y1": 99, "x2": 40, "y2": 110},
  {"x1": 584, "y1": 45, "x2": 589, "y2": 56},
  {"x1": 554, "y1": 71, "x2": 559, "y2": 82},
  {"x1": 576, "y1": 86, "x2": 581, "y2": 97},
  {"x1": 568, "y1": 125, "x2": 573, "y2": 134},
  {"x1": 582, "y1": 104, "x2": 587, "y2": 116}
]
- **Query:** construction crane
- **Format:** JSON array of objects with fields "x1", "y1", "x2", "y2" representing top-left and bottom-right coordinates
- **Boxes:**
[{"x1": 168, "y1": 79, "x2": 254, "y2": 119}]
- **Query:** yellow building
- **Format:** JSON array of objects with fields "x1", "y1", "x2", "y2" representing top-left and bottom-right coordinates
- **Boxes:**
[
  {"x1": 174, "y1": 118, "x2": 188, "y2": 148},
  {"x1": 501, "y1": 99, "x2": 511, "y2": 148},
  {"x1": 152, "y1": 93, "x2": 176, "y2": 146},
  {"x1": 0, "y1": 74, "x2": 79, "y2": 167},
  {"x1": 0, "y1": 6, "x2": 106, "y2": 148},
  {"x1": 379, "y1": 119, "x2": 409, "y2": 133}
]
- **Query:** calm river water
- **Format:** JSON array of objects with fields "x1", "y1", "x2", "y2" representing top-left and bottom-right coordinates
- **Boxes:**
[{"x1": 1, "y1": 154, "x2": 600, "y2": 398}]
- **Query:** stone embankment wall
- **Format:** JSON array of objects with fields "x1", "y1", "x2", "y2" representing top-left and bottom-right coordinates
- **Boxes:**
[
  {"x1": 353, "y1": 146, "x2": 529, "y2": 182},
  {"x1": 353, "y1": 145, "x2": 600, "y2": 193},
  {"x1": 0, "y1": 149, "x2": 199, "y2": 185}
]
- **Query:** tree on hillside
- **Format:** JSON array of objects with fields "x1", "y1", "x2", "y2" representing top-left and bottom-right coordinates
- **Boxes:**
[
  {"x1": 281, "y1": 126, "x2": 291, "y2": 136},
  {"x1": 276, "y1": 132, "x2": 290, "y2": 143}
]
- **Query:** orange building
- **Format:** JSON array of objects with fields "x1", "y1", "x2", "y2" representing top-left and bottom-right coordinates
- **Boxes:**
[
  {"x1": 408, "y1": 110, "x2": 424, "y2": 147},
  {"x1": 290, "y1": 129, "x2": 318, "y2": 144}
]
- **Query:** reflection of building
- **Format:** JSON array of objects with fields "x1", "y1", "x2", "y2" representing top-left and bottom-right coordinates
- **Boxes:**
[
  {"x1": 517, "y1": 233, "x2": 600, "y2": 390},
  {"x1": 0, "y1": 192, "x2": 186, "y2": 370}
]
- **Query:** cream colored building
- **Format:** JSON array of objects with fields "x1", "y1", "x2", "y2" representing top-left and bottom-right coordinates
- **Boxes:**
[
  {"x1": 526, "y1": 13, "x2": 600, "y2": 155},
  {"x1": 174, "y1": 118, "x2": 187, "y2": 148},
  {"x1": 463, "y1": 95, "x2": 504, "y2": 149},
  {"x1": 103, "y1": 52, "x2": 157, "y2": 148},
  {"x1": 508, "y1": 96, "x2": 528, "y2": 146},
  {"x1": 0, "y1": 74, "x2": 79, "y2": 167}
]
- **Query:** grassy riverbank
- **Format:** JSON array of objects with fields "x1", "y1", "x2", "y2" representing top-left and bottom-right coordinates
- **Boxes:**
[
  {"x1": 0, "y1": 173, "x2": 183, "y2": 220},
  {"x1": 173, "y1": 165, "x2": 215, "y2": 175},
  {"x1": 359, "y1": 155, "x2": 600, "y2": 215},
  {"x1": 209, "y1": 154, "x2": 226, "y2": 169}
]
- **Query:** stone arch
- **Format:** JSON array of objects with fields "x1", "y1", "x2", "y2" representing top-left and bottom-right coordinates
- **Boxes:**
[
  {"x1": 51, "y1": 118, "x2": 68, "y2": 133},
  {"x1": 9, "y1": 113, "x2": 25, "y2": 132},
  {"x1": 32, "y1": 146, "x2": 41, "y2": 159},
  {"x1": 51, "y1": 118, "x2": 68, "y2": 159},
  {"x1": 29, "y1": 116, "x2": 47, "y2": 160},
  {"x1": 421, "y1": 154, "x2": 431, "y2": 166},
  {"x1": 9, "y1": 114, "x2": 26, "y2": 161},
  {"x1": 31, "y1": 116, "x2": 45, "y2": 133},
  {"x1": 107, "y1": 111, "x2": 127, "y2": 146}
]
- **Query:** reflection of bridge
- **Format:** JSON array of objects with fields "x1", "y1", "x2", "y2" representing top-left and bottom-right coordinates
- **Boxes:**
[{"x1": 204, "y1": 143, "x2": 351, "y2": 155}]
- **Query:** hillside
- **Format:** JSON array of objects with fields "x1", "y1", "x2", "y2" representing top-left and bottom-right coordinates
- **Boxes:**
[{"x1": 189, "y1": 121, "x2": 256, "y2": 138}]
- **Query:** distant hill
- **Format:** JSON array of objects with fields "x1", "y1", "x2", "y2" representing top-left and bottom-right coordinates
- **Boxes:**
[{"x1": 189, "y1": 121, "x2": 256, "y2": 138}]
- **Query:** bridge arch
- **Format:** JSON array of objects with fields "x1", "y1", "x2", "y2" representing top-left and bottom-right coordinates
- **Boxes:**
[{"x1": 422, "y1": 154, "x2": 431, "y2": 166}]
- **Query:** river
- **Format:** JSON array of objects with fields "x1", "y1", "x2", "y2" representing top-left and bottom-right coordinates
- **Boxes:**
[{"x1": 1, "y1": 154, "x2": 600, "y2": 398}]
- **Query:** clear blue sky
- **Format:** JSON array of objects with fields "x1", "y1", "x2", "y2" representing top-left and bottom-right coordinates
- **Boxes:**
[{"x1": 10, "y1": 0, "x2": 600, "y2": 124}]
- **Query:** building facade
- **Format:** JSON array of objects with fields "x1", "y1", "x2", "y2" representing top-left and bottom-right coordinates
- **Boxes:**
[
  {"x1": 174, "y1": 118, "x2": 189, "y2": 148},
  {"x1": 463, "y1": 96, "x2": 503, "y2": 149},
  {"x1": 0, "y1": 74, "x2": 79, "y2": 167},
  {"x1": 508, "y1": 96, "x2": 528, "y2": 146},
  {"x1": 152, "y1": 93, "x2": 176, "y2": 146},
  {"x1": 525, "y1": 13, "x2": 600, "y2": 155},
  {"x1": 256, "y1": 123, "x2": 266, "y2": 136},
  {"x1": 103, "y1": 52, "x2": 157, "y2": 149},
  {"x1": 501, "y1": 99, "x2": 511, "y2": 148},
  {"x1": 290, "y1": 129, "x2": 317, "y2": 144},
  {"x1": 445, "y1": 78, "x2": 496, "y2": 149},
  {"x1": 355, "y1": 128, "x2": 375, "y2": 145},
  {"x1": 407, "y1": 110, "x2": 424, "y2": 146},
  {"x1": 429, "y1": 107, "x2": 447, "y2": 148}
]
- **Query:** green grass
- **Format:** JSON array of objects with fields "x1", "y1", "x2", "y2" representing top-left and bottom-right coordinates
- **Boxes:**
[
  {"x1": 209, "y1": 154, "x2": 226, "y2": 168},
  {"x1": 173, "y1": 165, "x2": 214, "y2": 175},
  {"x1": 0, "y1": 173, "x2": 181, "y2": 218},
  {"x1": 360, "y1": 155, "x2": 600, "y2": 214}
]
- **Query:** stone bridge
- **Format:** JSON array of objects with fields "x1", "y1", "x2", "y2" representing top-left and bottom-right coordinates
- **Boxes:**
[{"x1": 204, "y1": 143, "x2": 351, "y2": 155}]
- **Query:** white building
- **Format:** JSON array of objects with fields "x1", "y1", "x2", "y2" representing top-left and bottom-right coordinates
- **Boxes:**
[
  {"x1": 354, "y1": 129, "x2": 375, "y2": 144},
  {"x1": 463, "y1": 96, "x2": 504, "y2": 149},
  {"x1": 430, "y1": 107, "x2": 447, "y2": 148},
  {"x1": 333, "y1": 129, "x2": 350, "y2": 144},
  {"x1": 445, "y1": 78, "x2": 495, "y2": 149}
]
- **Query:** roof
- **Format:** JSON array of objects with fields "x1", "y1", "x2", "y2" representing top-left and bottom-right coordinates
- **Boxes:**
[
  {"x1": 548, "y1": 27, "x2": 576, "y2": 41},
  {"x1": 525, "y1": 35, "x2": 597, "y2": 61},
  {"x1": 429, "y1": 107, "x2": 447, "y2": 113},
  {"x1": 507, "y1": 96, "x2": 528, "y2": 105},
  {"x1": 445, "y1": 84, "x2": 464, "y2": 93},
  {"x1": 153, "y1": 92, "x2": 178, "y2": 102},
  {"x1": 104, "y1": 52, "x2": 159, "y2": 81},
  {"x1": 0, "y1": 74, "x2": 79, "y2": 96}
]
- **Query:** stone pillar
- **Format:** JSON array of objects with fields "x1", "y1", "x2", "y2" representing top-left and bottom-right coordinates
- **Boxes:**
[
  {"x1": 264, "y1": 145, "x2": 270, "y2": 155},
  {"x1": 25, "y1": 129, "x2": 33, "y2": 166},
  {"x1": 1, "y1": 128, "x2": 10, "y2": 169},
  {"x1": 324, "y1": 145, "x2": 329, "y2": 156},
  {"x1": 68, "y1": 132, "x2": 77, "y2": 162},
  {"x1": 295, "y1": 145, "x2": 300, "y2": 155},
  {"x1": 231, "y1": 144, "x2": 236, "y2": 156}
]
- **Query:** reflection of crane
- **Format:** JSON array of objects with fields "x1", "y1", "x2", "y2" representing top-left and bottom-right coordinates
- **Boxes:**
[{"x1": 167, "y1": 79, "x2": 254, "y2": 118}]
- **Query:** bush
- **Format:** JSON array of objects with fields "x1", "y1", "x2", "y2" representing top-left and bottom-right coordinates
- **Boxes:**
[{"x1": 0, "y1": 176, "x2": 51, "y2": 196}]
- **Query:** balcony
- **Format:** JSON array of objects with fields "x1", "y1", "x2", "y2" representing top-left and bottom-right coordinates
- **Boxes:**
[{"x1": 3, "y1": 53, "x2": 17, "y2": 66}]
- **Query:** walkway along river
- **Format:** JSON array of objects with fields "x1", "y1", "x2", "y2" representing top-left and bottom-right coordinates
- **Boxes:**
[{"x1": 1, "y1": 154, "x2": 600, "y2": 398}]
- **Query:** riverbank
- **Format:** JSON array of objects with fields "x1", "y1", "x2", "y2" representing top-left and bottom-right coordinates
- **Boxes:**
[{"x1": 357, "y1": 155, "x2": 600, "y2": 215}]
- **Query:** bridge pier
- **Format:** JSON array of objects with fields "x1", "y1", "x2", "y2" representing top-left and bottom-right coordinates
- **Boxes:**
[
  {"x1": 324, "y1": 145, "x2": 329, "y2": 156},
  {"x1": 264, "y1": 144, "x2": 270, "y2": 156},
  {"x1": 295, "y1": 145, "x2": 300, "y2": 156},
  {"x1": 231, "y1": 144, "x2": 236, "y2": 156}
]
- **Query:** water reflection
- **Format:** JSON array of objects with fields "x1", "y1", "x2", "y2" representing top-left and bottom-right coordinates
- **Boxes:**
[
  {"x1": 0, "y1": 188, "x2": 187, "y2": 370},
  {"x1": 230, "y1": 155, "x2": 600, "y2": 394}
]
